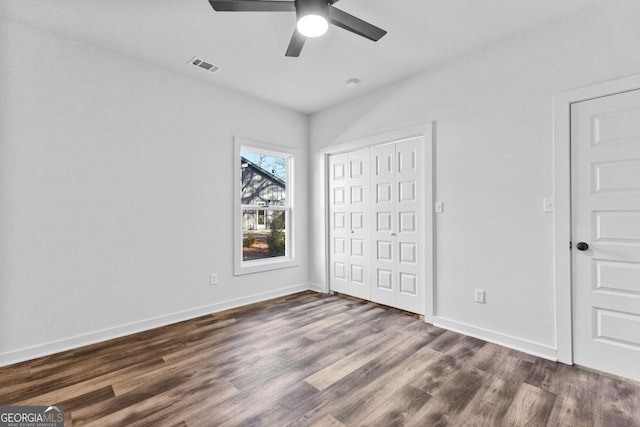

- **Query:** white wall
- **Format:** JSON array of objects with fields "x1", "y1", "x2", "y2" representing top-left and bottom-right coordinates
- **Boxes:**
[
  {"x1": 309, "y1": 2, "x2": 640, "y2": 358},
  {"x1": 0, "y1": 17, "x2": 309, "y2": 364}
]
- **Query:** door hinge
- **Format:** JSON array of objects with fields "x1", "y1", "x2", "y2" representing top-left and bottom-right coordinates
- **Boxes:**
[{"x1": 569, "y1": 241, "x2": 572, "y2": 249}]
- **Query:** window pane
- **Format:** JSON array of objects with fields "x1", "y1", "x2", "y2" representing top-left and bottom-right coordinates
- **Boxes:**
[
  {"x1": 242, "y1": 209, "x2": 287, "y2": 261},
  {"x1": 241, "y1": 152, "x2": 287, "y2": 207}
]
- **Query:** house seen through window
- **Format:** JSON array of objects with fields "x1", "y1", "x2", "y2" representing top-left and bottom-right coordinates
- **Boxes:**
[{"x1": 241, "y1": 150, "x2": 290, "y2": 262}]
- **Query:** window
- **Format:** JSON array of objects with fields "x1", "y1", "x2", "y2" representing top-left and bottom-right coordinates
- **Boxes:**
[{"x1": 234, "y1": 137, "x2": 296, "y2": 275}]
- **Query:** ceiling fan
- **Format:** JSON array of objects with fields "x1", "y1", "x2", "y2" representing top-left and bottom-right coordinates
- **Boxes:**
[{"x1": 208, "y1": 0, "x2": 387, "y2": 57}]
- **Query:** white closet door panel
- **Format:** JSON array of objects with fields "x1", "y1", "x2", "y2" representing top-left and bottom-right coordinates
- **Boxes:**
[
  {"x1": 395, "y1": 138, "x2": 424, "y2": 314},
  {"x1": 371, "y1": 143, "x2": 397, "y2": 307},
  {"x1": 346, "y1": 148, "x2": 371, "y2": 300},
  {"x1": 329, "y1": 153, "x2": 349, "y2": 294}
]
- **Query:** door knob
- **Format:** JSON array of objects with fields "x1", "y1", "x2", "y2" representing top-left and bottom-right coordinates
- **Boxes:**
[{"x1": 576, "y1": 242, "x2": 589, "y2": 251}]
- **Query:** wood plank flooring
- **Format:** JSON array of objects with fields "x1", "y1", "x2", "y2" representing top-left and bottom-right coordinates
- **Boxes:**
[{"x1": 1, "y1": 291, "x2": 640, "y2": 426}]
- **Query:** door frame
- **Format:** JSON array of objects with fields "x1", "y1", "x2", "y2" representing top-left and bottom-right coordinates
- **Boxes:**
[
  {"x1": 553, "y1": 74, "x2": 640, "y2": 364},
  {"x1": 322, "y1": 123, "x2": 435, "y2": 321}
]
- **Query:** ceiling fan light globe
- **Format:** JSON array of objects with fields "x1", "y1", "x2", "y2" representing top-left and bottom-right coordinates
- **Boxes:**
[{"x1": 297, "y1": 14, "x2": 328, "y2": 38}]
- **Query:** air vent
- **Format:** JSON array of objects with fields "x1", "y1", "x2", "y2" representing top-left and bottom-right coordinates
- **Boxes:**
[{"x1": 188, "y1": 56, "x2": 221, "y2": 74}]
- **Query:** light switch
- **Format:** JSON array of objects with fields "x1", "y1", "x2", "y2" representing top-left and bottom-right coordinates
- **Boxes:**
[
  {"x1": 435, "y1": 201, "x2": 444, "y2": 213},
  {"x1": 543, "y1": 198, "x2": 554, "y2": 213}
]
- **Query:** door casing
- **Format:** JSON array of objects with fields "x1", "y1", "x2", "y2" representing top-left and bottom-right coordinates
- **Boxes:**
[{"x1": 553, "y1": 73, "x2": 640, "y2": 364}]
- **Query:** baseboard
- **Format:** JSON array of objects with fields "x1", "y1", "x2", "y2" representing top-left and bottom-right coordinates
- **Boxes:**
[
  {"x1": 1, "y1": 287, "x2": 556, "y2": 368},
  {"x1": 308, "y1": 282, "x2": 327, "y2": 293},
  {"x1": 0, "y1": 283, "x2": 314, "y2": 368},
  {"x1": 433, "y1": 316, "x2": 558, "y2": 361}
]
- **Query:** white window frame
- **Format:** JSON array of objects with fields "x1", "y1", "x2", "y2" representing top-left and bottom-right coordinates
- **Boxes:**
[{"x1": 234, "y1": 137, "x2": 296, "y2": 275}]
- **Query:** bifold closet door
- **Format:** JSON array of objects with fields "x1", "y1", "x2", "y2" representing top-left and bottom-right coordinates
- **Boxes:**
[
  {"x1": 371, "y1": 138, "x2": 424, "y2": 314},
  {"x1": 328, "y1": 148, "x2": 370, "y2": 300}
]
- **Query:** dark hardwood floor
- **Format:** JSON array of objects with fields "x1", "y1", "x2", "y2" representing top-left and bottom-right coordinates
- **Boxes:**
[{"x1": 1, "y1": 291, "x2": 640, "y2": 426}]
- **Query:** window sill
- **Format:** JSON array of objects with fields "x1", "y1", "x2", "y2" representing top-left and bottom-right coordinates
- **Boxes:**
[{"x1": 234, "y1": 257, "x2": 297, "y2": 276}]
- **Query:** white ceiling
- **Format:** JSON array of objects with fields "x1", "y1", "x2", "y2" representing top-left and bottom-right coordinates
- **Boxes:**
[{"x1": 1, "y1": 0, "x2": 607, "y2": 114}]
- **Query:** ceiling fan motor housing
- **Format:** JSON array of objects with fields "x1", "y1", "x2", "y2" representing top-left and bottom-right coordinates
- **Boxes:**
[{"x1": 295, "y1": 0, "x2": 329, "y2": 19}]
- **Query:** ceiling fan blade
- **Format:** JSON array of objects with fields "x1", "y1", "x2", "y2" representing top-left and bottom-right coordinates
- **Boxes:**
[
  {"x1": 328, "y1": 6, "x2": 387, "y2": 41},
  {"x1": 285, "y1": 29, "x2": 306, "y2": 57},
  {"x1": 209, "y1": 0, "x2": 296, "y2": 12}
]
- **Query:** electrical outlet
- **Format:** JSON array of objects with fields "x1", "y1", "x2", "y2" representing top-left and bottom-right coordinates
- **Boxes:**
[
  {"x1": 210, "y1": 273, "x2": 218, "y2": 286},
  {"x1": 474, "y1": 289, "x2": 486, "y2": 304}
]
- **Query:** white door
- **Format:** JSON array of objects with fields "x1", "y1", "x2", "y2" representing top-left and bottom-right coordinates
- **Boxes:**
[
  {"x1": 371, "y1": 143, "x2": 397, "y2": 307},
  {"x1": 571, "y1": 89, "x2": 640, "y2": 381},
  {"x1": 371, "y1": 138, "x2": 425, "y2": 314},
  {"x1": 329, "y1": 153, "x2": 349, "y2": 295},
  {"x1": 347, "y1": 149, "x2": 370, "y2": 300},
  {"x1": 328, "y1": 148, "x2": 370, "y2": 300},
  {"x1": 396, "y1": 139, "x2": 424, "y2": 313}
]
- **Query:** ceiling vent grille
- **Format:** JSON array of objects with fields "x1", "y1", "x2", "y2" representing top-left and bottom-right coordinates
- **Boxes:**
[{"x1": 189, "y1": 56, "x2": 221, "y2": 74}]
